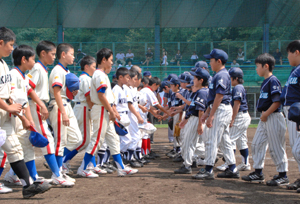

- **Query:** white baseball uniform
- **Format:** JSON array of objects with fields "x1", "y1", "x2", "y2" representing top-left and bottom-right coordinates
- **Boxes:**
[{"x1": 48, "y1": 63, "x2": 81, "y2": 156}]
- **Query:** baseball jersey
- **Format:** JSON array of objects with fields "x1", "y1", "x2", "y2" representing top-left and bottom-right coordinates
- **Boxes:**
[
  {"x1": 27, "y1": 61, "x2": 50, "y2": 102},
  {"x1": 256, "y1": 75, "x2": 281, "y2": 112},
  {"x1": 49, "y1": 63, "x2": 70, "y2": 100},
  {"x1": 140, "y1": 87, "x2": 159, "y2": 109},
  {"x1": 0, "y1": 59, "x2": 12, "y2": 99},
  {"x1": 281, "y1": 65, "x2": 300, "y2": 106},
  {"x1": 207, "y1": 68, "x2": 231, "y2": 106},
  {"x1": 185, "y1": 88, "x2": 209, "y2": 119},
  {"x1": 112, "y1": 84, "x2": 129, "y2": 113},
  {"x1": 168, "y1": 91, "x2": 183, "y2": 107},
  {"x1": 10, "y1": 67, "x2": 32, "y2": 104},
  {"x1": 127, "y1": 86, "x2": 139, "y2": 119},
  {"x1": 231, "y1": 84, "x2": 248, "y2": 112},
  {"x1": 90, "y1": 69, "x2": 114, "y2": 105},
  {"x1": 183, "y1": 90, "x2": 193, "y2": 111},
  {"x1": 73, "y1": 72, "x2": 91, "y2": 103},
  {"x1": 178, "y1": 88, "x2": 189, "y2": 103}
]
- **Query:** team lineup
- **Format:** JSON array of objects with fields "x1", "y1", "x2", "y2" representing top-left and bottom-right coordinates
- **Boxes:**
[{"x1": 1, "y1": 27, "x2": 300, "y2": 199}]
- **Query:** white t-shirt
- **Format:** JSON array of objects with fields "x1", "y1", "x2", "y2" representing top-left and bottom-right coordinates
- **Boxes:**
[
  {"x1": 0, "y1": 59, "x2": 12, "y2": 99},
  {"x1": 162, "y1": 55, "x2": 168, "y2": 65},
  {"x1": 237, "y1": 52, "x2": 244, "y2": 61},
  {"x1": 191, "y1": 54, "x2": 198, "y2": 60},
  {"x1": 126, "y1": 53, "x2": 134, "y2": 60},
  {"x1": 49, "y1": 63, "x2": 70, "y2": 100},
  {"x1": 112, "y1": 84, "x2": 128, "y2": 113},
  {"x1": 140, "y1": 87, "x2": 159, "y2": 109},
  {"x1": 73, "y1": 72, "x2": 91, "y2": 102},
  {"x1": 116, "y1": 53, "x2": 125, "y2": 60}
]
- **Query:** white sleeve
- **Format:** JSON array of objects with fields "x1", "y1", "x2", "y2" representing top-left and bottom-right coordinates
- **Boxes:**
[{"x1": 147, "y1": 90, "x2": 159, "y2": 106}]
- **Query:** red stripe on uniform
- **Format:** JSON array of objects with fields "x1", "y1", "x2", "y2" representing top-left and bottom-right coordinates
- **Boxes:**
[
  {"x1": 0, "y1": 152, "x2": 7, "y2": 168},
  {"x1": 84, "y1": 91, "x2": 90, "y2": 97},
  {"x1": 27, "y1": 88, "x2": 33, "y2": 96},
  {"x1": 96, "y1": 84, "x2": 107, "y2": 92},
  {"x1": 91, "y1": 106, "x2": 104, "y2": 155},
  {"x1": 36, "y1": 104, "x2": 51, "y2": 154},
  {"x1": 55, "y1": 109, "x2": 61, "y2": 156},
  {"x1": 76, "y1": 106, "x2": 87, "y2": 151},
  {"x1": 29, "y1": 79, "x2": 36, "y2": 89},
  {"x1": 52, "y1": 82, "x2": 63, "y2": 88}
]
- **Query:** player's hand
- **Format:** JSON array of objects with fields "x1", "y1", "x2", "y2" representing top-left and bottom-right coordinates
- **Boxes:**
[
  {"x1": 29, "y1": 120, "x2": 36, "y2": 128},
  {"x1": 137, "y1": 116, "x2": 144, "y2": 124},
  {"x1": 72, "y1": 90, "x2": 78, "y2": 96},
  {"x1": 229, "y1": 120, "x2": 234, "y2": 128},
  {"x1": 62, "y1": 112, "x2": 70, "y2": 126},
  {"x1": 200, "y1": 113, "x2": 209, "y2": 124},
  {"x1": 116, "y1": 112, "x2": 121, "y2": 121},
  {"x1": 40, "y1": 105, "x2": 49, "y2": 120},
  {"x1": 175, "y1": 93, "x2": 183, "y2": 99},
  {"x1": 206, "y1": 115, "x2": 214, "y2": 128},
  {"x1": 179, "y1": 119, "x2": 188, "y2": 129},
  {"x1": 260, "y1": 111, "x2": 268, "y2": 122},
  {"x1": 140, "y1": 106, "x2": 148, "y2": 113},
  {"x1": 153, "y1": 110, "x2": 159, "y2": 115},
  {"x1": 7, "y1": 104, "x2": 22, "y2": 115},
  {"x1": 197, "y1": 125, "x2": 203, "y2": 135},
  {"x1": 21, "y1": 118, "x2": 31, "y2": 130},
  {"x1": 109, "y1": 111, "x2": 116, "y2": 122}
]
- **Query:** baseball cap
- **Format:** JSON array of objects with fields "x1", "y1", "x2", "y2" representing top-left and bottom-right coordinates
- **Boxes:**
[
  {"x1": 229, "y1": 67, "x2": 243, "y2": 78},
  {"x1": 112, "y1": 74, "x2": 117, "y2": 79},
  {"x1": 160, "y1": 80, "x2": 171, "y2": 89},
  {"x1": 65, "y1": 73, "x2": 80, "y2": 100},
  {"x1": 186, "y1": 81, "x2": 194, "y2": 88},
  {"x1": 29, "y1": 125, "x2": 49, "y2": 147},
  {"x1": 143, "y1": 71, "x2": 151, "y2": 77},
  {"x1": 114, "y1": 121, "x2": 128, "y2": 136},
  {"x1": 190, "y1": 68, "x2": 210, "y2": 81},
  {"x1": 167, "y1": 74, "x2": 178, "y2": 81},
  {"x1": 78, "y1": 49, "x2": 81, "y2": 52},
  {"x1": 204, "y1": 49, "x2": 228, "y2": 63},
  {"x1": 179, "y1": 73, "x2": 188, "y2": 83},
  {"x1": 192, "y1": 61, "x2": 208, "y2": 71},
  {"x1": 288, "y1": 102, "x2": 300, "y2": 131},
  {"x1": 169, "y1": 78, "x2": 181, "y2": 86},
  {"x1": 188, "y1": 75, "x2": 194, "y2": 84}
]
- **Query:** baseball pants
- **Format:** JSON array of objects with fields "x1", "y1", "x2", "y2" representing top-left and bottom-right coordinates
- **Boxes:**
[
  {"x1": 48, "y1": 100, "x2": 82, "y2": 156},
  {"x1": 193, "y1": 124, "x2": 207, "y2": 160},
  {"x1": 119, "y1": 112, "x2": 131, "y2": 153},
  {"x1": 173, "y1": 113, "x2": 181, "y2": 147},
  {"x1": 251, "y1": 112, "x2": 288, "y2": 172},
  {"x1": 0, "y1": 148, "x2": 7, "y2": 169},
  {"x1": 205, "y1": 104, "x2": 235, "y2": 166},
  {"x1": 128, "y1": 113, "x2": 141, "y2": 151},
  {"x1": 230, "y1": 111, "x2": 251, "y2": 150}
]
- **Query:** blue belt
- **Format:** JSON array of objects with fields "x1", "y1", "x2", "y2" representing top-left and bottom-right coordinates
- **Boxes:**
[
  {"x1": 76, "y1": 102, "x2": 81, "y2": 104},
  {"x1": 119, "y1": 111, "x2": 129, "y2": 114}
]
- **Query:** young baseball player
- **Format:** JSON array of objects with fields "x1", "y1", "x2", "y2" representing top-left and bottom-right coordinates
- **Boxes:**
[
  {"x1": 78, "y1": 48, "x2": 138, "y2": 177},
  {"x1": 216, "y1": 67, "x2": 251, "y2": 171},
  {"x1": 48, "y1": 43, "x2": 81, "y2": 183},
  {"x1": 193, "y1": 49, "x2": 238, "y2": 180},
  {"x1": 0, "y1": 27, "x2": 50, "y2": 198},
  {"x1": 174, "y1": 68, "x2": 210, "y2": 174},
  {"x1": 282, "y1": 40, "x2": 300, "y2": 192},
  {"x1": 242, "y1": 53, "x2": 288, "y2": 186},
  {"x1": 27, "y1": 41, "x2": 73, "y2": 186}
]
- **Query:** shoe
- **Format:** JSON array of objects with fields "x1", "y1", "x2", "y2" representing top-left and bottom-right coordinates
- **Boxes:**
[
  {"x1": 62, "y1": 163, "x2": 73, "y2": 174},
  {"x1": 62, "y1": 173, "x2": 76, "y2": 183},
  {"x1": 266, "y1": 175, "x2": 289, "y2": 186},
  {"x1": 35, "y1": 176, "x2": 53, "y2": 184},
  {"x1": 117, "y1": 166, "x2": 138, "y2": 177},
  {"x1": 217, "y1": 168, "x2": 240, "y2": 179},
  {"x1": 93, "y1": 165, "x2": 107, "y2": 174},
  {"x1": 174, "y1": 165, "x2": 192, "y2": 174},
  {"x1": 287, "y1": 179, "x2": 300, "y2": 190},
  {"x1": 196, "y1": 158, "x2": 206, "y2": 166},
  {"x1": 0, "y1": 183, "x2": 12, "y2": 194},
  {"x1": 104, "y1": 162, "x2": 118, "y2": 172},
  {"x1": 166, "y1": 149, "x2": 176, "y2": 158},
  {"x1": 149, "y1": 150, "x2": 160, "y2": 158},
  {"x1": 144, "y1": 154, "x2": 155, "y2": 160},
  {"x1": 138, "y1": 158, "x2": 150, "y2": 165},
  {"x1": 129, "y1": 160, "x2": 143, "y2": 168},
  {"x1": 242, "y1": 171, "x2": 265, "y2": 183},
  {"x1": 77, "y1": 168, "x2": 99, "y2": 178},
  {"x1": 191, "y1": 161, "x2": 197, "y2": 168},
  {"x1": 23, "y1": 181, "x2": 51, "y2": 199},
  {"x1": 4, "y1": 172, "x2": 22, "y2": 186},
  {"x1": 51, "y1": 174, "x2": 74, "y2": 187},
  {"x1": 296, "y1": 188, "x2": 300, "y2": 193},
  {"x1": 150, "y1": 141, "x2": 154, "y2": 144},
  {"x1": 237, "y1": 163, "x2": 251, "y2": 171},
  {"x1": 216, "y1": 163, "x2": 228, "y2": 171},
  {"x1": 192, "y1": 168, "x2": 214, "y2": 180},
  {"x1": 173, "y1": 155, "x2": 184, "y2": 162}
]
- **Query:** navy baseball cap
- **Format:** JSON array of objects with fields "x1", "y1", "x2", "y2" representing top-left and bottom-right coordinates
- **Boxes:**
[
  {"x1": 114, "y1": 121, "x2": 128, "y2": 136},
  {"x1": 229, "y1": 67, "x2": 243, "y2": 78},
  {"x1": 192, "y1": 61, "x2": 208, "y2": 71},
  {"x1": 167, "y1": 74, "x2": 178, "y2": 81},
  {"x1": 143, "y1": 71, "x2": 152, "y2": 77},
  {"x1": 204, "y1": 49, "x2": 228, "y2": 63},
  {"x1": 179, "y1": 73, "x2": 188, "y2": 83},
  {"x1": 160, "y1": 80, "x2": 171, "y2": 89},
  {"x1": 65, "y1": 73, "x2": 80, "y2": 100},
  {"x1": 190, "y1": 68, "x2": 210, "y2": 81},
  {"x1": 186, "y1": 81, "x2": 194, "y2": 88},
  {"x1": 169, "y1": 78, "x2": 181, "y2": 86},
  {"x1": 188, "y1": 75, "x2": 194, "y2": 84},
  {"x1": 29, "y1": 125, "x2": 49, "y2": 148},
  {"x1": 112, "y1": 74, "x2": 117, "y2": 79}
]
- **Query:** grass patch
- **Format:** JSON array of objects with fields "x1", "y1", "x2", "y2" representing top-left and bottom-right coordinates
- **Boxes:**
[{"x1": 155, "y1": 124, "x2": 258, "y2": 128}]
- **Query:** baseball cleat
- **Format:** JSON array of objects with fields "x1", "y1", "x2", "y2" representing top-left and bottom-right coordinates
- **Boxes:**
[
  {"x1": 173, "y1": 155, "x2": 184, "y2": 162},
  {"x1": 0, "y1": 183, "x2": 13, "y2": 194},
  {"x1": 287, "y1": 179, "x2": 300, "y2": 190},
  {"x1": 23, "y1": 181, "x2": 51, "y2": 199},
  {"x1": 237, "y1": 163, "x2": 251, "y2": 171},
  {"x1": 117, "y1": 166, "x2": 138, "y2": 177},
  {"x1": 93, "y1": 165, "x2": 107, "y2": 174},
  {"x1": 192, "y1": 168, "x2": 214, "y2": 180},
  {"x1": 166, "y1": 149, "x2": 176, "y2": 158},
  {"x1": 174, "y1": 165, "x2": 192, "y2": 174},
  {"x1": 242, "y1": 171, "x2": 265, "y2": 183},
  {"x1": 51, "y1": 174, "x2": 74, "y2": 187},
  {"x1": 216, "y1": 163, "x2": 228, "y2": 171},
  {"x1": 77, "y1": 168, "x2": 99, "y2": 178},
  {"x1": 4, "y1": 172, "x2": 22, "y2": 186},
  {"x1": 266, "y1": 175, "x2": 289, "y2": 186},
  {"x1": 149, "y1": 150, "x2": 160, "y2": 158},
  {"x1": 217, "y1": 168, "x2": 240, "y2": 179},
  {"x1": 62, "y1": 163, "x2": 73, "y2": 175},
  {"x1": 35, "y1": 176, "x2": 53, "y2": 184},
  {"x1": 62, "y1": 173, "x2": 76, "y2": 183},
  {"x1": 129, "y1": 160, "x2": 143, "y2": 168}
]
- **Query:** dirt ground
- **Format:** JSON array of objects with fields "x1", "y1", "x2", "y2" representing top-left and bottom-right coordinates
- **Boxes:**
[{"x1": 1, "y1": 128, "x2": 300, "y2": 204}]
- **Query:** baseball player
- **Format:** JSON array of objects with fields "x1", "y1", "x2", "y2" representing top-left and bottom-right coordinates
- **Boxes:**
[
  {"x1": 48, "y1": 43, "x2": 81, "y2": 183},
  {"x1": 217, "y1": 67, "x2": 251, "y2": 172},
  {"x1": 191, "y1": 61, "x2": 212, "y2": 85},
  {"x1": 242, "y1": 53, "x2": 288, "y2": 186},
  {"x1": 0, "y1": 27, "x2": 50, "y2": 198},
  {"x1": 174, "y1": 68, "x2": 210, "y2": 174},
  {"x1": 78, "y1": 48, "x2": 138, "y2": 177},
  {"x1": 192, "y1": 49, "x2": 238, "y2": 180}
]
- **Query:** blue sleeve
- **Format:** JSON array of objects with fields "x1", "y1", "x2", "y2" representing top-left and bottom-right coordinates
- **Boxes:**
[
  {"x1": 97, "y1": 87, "x2": 106, "y2": 93},
  {"x1": 270, "y1": 78, "x2": 281, "y2": 96},
  {"x1": 271, "y1": 93, "x2": 281, "y2": 103},
  {"x1": 194, "y1": 91, "x2": 207, "y2": 111},
  {"x1": 232, "y1": 86, "x2": 243, "y2": 101},
  {"x1": 215, "y1": 75, "x2": 229, "y2": 95}
]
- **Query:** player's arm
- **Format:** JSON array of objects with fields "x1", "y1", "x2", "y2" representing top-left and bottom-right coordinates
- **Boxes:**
[
  {"x1": 206, "y1": 93, "x2": 223, "y2": 128},
  {"x1": 0, "y1": 98, "x2": 22, "y2": 115},
  {"x1": 230, "y1": 100, "x2": 241, "y2": 127},
  {"x1": 197, "y1": 110, "x2": 205, "y2": 135},
  {"x1": 128, "y1": 102, "x2": 144, "y2": 124},
  {"x1": 53, "y1": 86, "x2": 69, "y2": 126},
  {"x1": 23, "y1": 105, "x2": 35, "y2": 128},
  {"x1": 260, "y1": 101, "x2": 281, "y2": 122},
  {"x1": 176, "y1": 93, "x2": 191, "y2": 105},
  {"x1": 86, "y1": 95, "x2": 94, "y2": 109},
  {"x1": 28, "y1": 90, "x2": 49, "y2": 120},
  {"x1": 97, "y1": 92, "x2": 117, "y2": 121},
  {"x1": 138, "y1": 104, "x2": 148, "y2": 113}
]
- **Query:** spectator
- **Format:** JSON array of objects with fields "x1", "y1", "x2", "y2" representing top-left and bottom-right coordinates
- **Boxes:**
[
  {"x1": 190, "y1": 51, "x2": 198, "y2": 65},
  {"x1": 273, "y1": 48, "x2": 282, "y2": 65},
  {"x1": 161, "y1": 51, "x2": 168, "y2": 66},
  {"x1": 142, "y1": 48, "x2": 153, "y2": 66},
  {"x1": 115, "y1": 51, "x2": 125, "y2": 66},
  {"x1": 76, "y1": 49, "x2": 86, "y2": 64},
  {"x1": 231, "y1": 59, "x2": 240, "y2": 68},
  {"x1": 162, "y1": 48, "x2": 168, "y2": 56},
  {"x1": 236, "y1": 48, "x2": 244, "y2": 64},
  {"x1": 175, "y1": 50, "x2": 182, "y2": 66},
  {"x1": 126, "y1": 49, "x2": 134, "y2": 66}
]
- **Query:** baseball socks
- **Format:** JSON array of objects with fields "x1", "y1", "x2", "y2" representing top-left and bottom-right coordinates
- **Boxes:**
[
  {"x1": 44, "y1": 154, "x2": 61, "y2": 177},
  {"x1": 97, "y1": 150, "x2": 106, "y2": 166},
  {"x1": 25, "y1": 160, "x2": 38, "y2": 181},
  {"x1": 239, "y1": 148, "x2": 249, "y2": 165}
]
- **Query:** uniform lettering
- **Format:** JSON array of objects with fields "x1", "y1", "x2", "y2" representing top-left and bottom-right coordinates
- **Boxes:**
[
  {"x1": 287, "y1": 77, "x2": 298, "y2": 85},
  {"x1": 259, "y1": 92, "x2": 268, "y2": 99},
  {"x1": 119, "y1": 98, "x2": 127, "y2": 103},
  {"x1": 0, "y1": 74, "x2": 12, "y2": 84}
]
